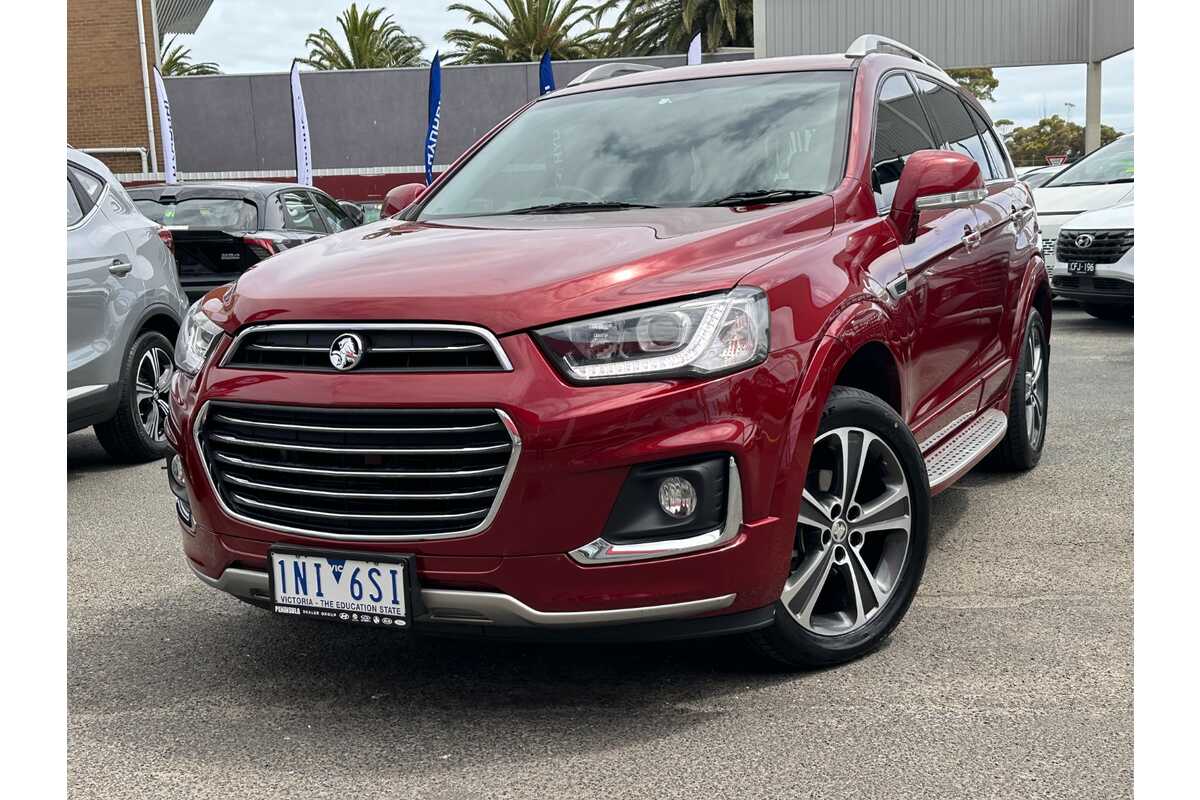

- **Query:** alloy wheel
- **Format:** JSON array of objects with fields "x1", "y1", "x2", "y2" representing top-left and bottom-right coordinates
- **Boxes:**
[
  {"x1": 784, "y1": 427, "x2": 913, "y2": 636},
  {"x1": 135, "y1": 346, "x2": 173, "y2": 442},
  {"x1": 1024, "y1": 325, "x2": 1047, "y2": 450}
]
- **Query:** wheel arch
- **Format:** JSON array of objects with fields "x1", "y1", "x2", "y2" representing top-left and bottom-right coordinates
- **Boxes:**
[{"x1": 134, "y1": 304, "x2": 181, "y2": 345}]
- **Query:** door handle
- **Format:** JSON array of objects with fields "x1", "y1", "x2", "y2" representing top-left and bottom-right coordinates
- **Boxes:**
[
  {"x1": 1010, "y1": 204, "x2": 1035, "y2": 227},
  {"x1": 961, "y1": 226, "x2": 982, "y2": 252},
  {"x1": 108, "y1": 259, "x2": 133, "y2": 276}
]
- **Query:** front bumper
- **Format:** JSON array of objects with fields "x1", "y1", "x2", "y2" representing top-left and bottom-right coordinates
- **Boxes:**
[
  {"x1": 1049, "y1": 243, "x2": 1134, "y2": 304},
  {"x1": 169, "y1": 330, "x2": 799, "y2": 637}
]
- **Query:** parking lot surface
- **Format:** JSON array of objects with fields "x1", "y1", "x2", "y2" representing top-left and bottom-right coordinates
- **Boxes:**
[{"x1": 68, "y1": 304, "x2": 1132, "y2": 799}]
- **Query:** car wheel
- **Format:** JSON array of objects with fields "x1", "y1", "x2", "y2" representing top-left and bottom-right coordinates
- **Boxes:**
[
  {"x1": 1082, "y1": 303, "x2": 1133, "y2": 321},
  {"x1": 94, "y1": 331, "x2": 175, "y2": 463},
  {"x1": 748, "y1": 386, "x2": 930, "y2": 668},
  {"x1": 987, "y1": 309, "x2": 1048, "y2": 471}
]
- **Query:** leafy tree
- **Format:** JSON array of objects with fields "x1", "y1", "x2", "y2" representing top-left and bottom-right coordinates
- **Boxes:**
[
  {"x1": 445, "y1": 0, "x2": 608, "y2": 64},
  {"x1": 946, "y1": 67, "x2": 998, "y2": 102},
  {"x1": 159, "y1": 35, "x2": 219, "y2": 76},
  {"x1": 1004, "y1": 115, "x2": 1123, "y2": 166},
  {"x1": 302, "y1": 3, "x2": 426, "y2": 70},
  {"x1": 603, "y1": 0, "x2": 753, "y2": 56}
]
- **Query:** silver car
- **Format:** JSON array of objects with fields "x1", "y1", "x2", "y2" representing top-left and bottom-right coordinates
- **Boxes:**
[{"x1": 67, "y1": 148, "x2": 188, "y2": 461}]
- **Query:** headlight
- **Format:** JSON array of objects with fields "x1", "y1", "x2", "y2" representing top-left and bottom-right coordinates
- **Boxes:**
[
  {"x1": 535, "y1": 288, "x2": 769, "y2": 382},
  {"x1": 174, "y1": 299, "x2": 223, "y2": 375}
]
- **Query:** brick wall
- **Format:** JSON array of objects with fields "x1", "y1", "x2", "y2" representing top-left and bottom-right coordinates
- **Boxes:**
[{"x1": 67, "y1": 0, "x2": 161, "y2": 174}]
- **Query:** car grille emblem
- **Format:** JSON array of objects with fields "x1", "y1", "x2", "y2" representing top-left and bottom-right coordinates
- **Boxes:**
[
  {"x1": 1074, "y1": 233, "x2": 1095, "y2": 248},
  {"x1": 329, "y1": 333, "x2": 365, "y2": 371}
]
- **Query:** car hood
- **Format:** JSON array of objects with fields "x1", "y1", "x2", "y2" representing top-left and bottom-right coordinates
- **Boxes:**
[
  {"x1": 212, "y1": 201, "x2": 835, "y2": 335},
  {"x1": 1033, "y1": 183, "x2": 1134, "y2": 216},
  {"x1": 1061, "y1": 202, "x2": 1134, "y2": 232}
]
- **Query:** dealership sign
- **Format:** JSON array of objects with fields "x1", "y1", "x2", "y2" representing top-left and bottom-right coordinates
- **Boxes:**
[
  {"x1": 290, "y1": 60, "x2": 313, "y2": 187},
  {"x1": 151, "y1": 66, "x2": 178, "y2": 184}
]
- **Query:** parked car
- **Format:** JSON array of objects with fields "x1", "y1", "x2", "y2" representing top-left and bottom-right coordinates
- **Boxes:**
[
  {"x1": 67, "y1": 148, "x2": 188, "y2": 462},
  {"x1": 167, "y1": 36, "x2": 1051, "y2": 668},
  {"x1": 1016, "y1": 164, "x2": 1063, "y2": 189},
  {"x1": 127, "y1": 182, "x2": 364, "y2": 301},
  {"x1": 1033, "y1": 134, "x2": 1134, "y2": 274},
  {"x1": 1050, "y1": 203, "x2": 1134, "y2": 320}
]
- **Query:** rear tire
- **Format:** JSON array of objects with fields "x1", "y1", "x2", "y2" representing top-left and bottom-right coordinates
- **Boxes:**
[
  {"x1": 94, "y1": 331, "x2": 175, "y2": 463},
  {"x1": 988, "y1": 309, "x2": 1048, "y2": 471},
  {"x1": 1083, "y1": 303, "x2": 1133, "y2": 321},
  {"x1": 748, "y1": 386, "x2": 930, "y2": 669}
]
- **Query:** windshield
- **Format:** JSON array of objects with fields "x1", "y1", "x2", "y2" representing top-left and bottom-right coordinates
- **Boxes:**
[
  {"x1": 418, "y1": 71, "x2": 853, "y2": 218},
  {"x1": 135, "y1": 198, "x2": 258, "y2": 229},
  {"x1": 1043, "y1": 135, "x2": 1134, "y2": 187}
]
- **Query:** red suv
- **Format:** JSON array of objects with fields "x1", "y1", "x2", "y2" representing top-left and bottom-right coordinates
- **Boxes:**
[{"x1": 167, "y1": 37, "x2": 1050, "y2": 668}]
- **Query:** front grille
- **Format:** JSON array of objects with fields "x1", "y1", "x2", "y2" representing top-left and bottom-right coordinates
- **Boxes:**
[
  {"x1": 1052, "y1": 275, "x2": 1133, "y2": 295},
  {"x1": 196, "y1": 402, "x2": 519, "y2": 539},
  {"x1": 1055, "y1": 229, "x2": 1134, "y2": 264},
  {"x1": 222, "y1": 324, "x2": 510, "y2": 372}
]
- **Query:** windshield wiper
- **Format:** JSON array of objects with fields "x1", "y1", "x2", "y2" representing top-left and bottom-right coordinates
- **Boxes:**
[
  {"x1": 700, "y1": 188, "x2": 824, "y2": 207},
  {"x1": 501, "y1": 201, "x2": 660, "y2": 215}
]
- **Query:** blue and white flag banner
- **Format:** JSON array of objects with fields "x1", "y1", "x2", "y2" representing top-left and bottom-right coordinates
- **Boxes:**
[
  {"x1": 539, "y1": 51, "x2": 556, "y2": 95},
  {"x1": 151, "y1": 66, "x2": 178, "y2": 184},
  {"x1": 425, "y1": 52, "x2": 442, "y2": 186},
  {"x1": 290, "y1": 60, "x2": 313, "y2": 187},
  {"x1": 687, "y1": 33, "x2": 702, "y2": 66}
]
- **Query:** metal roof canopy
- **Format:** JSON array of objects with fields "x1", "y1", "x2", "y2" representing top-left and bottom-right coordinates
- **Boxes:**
[
  {"x1": 156, "y1": 0, "x2": 214, "y2": 36},
  {"x1": 753, "y1": 0, "x2": 1132, "y2": 68}
]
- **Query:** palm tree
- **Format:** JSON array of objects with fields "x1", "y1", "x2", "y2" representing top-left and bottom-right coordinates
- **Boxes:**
[
  {"x1": 302, "y1": 3, "x2": 427, "y2": 70},
  {"x1": 606, "y1": 0, "x2": 752, "y2": 56},
  {"x1": 159, "y1": 35, "x2": 219, "y2": 76},
  {"x1": 445, "y1": 0, "x2": 608, "y2": 64}
]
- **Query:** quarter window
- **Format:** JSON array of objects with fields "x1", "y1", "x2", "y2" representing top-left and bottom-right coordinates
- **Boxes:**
[
  {"x1": 67, "y1": 177, "x2": 84, "y2": 226},
  {"x1": 69, "y1": 164, "x2": 106, "y2": 208},
  {"x1": 872, "y1": 73, "x2": 938, "y2": 212},
  {"x1": 278, "y1": 191, "x2": 326, "y2": 233},
  {"x1": 914, "y1": 77, "x2": 995, "y2": 180}
]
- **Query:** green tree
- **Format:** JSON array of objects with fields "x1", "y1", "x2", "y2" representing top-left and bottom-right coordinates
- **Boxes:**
[
  {"x1": 445, "y1": 0, "x2": 609, "y2": 64},
  {"x1": 1005, "y1": 115, "x2": 1123, "y2": 165},
  {"x1": 159, "y1": 35, "x2": 219, "y2": 76},
  {"x1": 302, "y1": 3, "x2": 427, "y2": 70},
  {"x1": 603, "y1": 0, "x2": 753, "y2": 56},
  {"x1": 946, "y1": 67, "x2": 998, "y2": 102}
]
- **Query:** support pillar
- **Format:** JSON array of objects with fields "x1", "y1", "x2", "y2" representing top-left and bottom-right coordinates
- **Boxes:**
[{"x1": 1085, "y1": 60, "x2": 1102, "y2": 154}]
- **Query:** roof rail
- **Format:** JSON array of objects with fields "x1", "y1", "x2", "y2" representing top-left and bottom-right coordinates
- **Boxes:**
[
  {"x1": 566, "y1": 62, "x2": 661, "y2": 87},
  {"x1": 845, "y1": 34, "x2": 948, "y2": 75}
]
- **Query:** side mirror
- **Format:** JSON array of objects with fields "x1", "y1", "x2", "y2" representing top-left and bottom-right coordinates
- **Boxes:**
[
  {"x1": 382, "y1": 183, "x2": 427, "y2": 218},
  {"x1": 337, "y1": 200, "x2": 365, "y2": 227},
  {"x1": 889, "y1": 150, "x2": 986, "y2": 244}
]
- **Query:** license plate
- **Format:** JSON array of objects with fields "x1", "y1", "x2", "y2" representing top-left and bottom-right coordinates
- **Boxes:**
[
  {"x1": 1067, "y1": 262, "x2": 1096, "y2": 274},
  {"x1": 269, "y1": 548, "x2": 410, "y2": 628}
]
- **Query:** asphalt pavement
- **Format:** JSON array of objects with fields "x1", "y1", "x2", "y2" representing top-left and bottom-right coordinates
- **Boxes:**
[{"x1": 68, "y1": 303, "x2": 1133, "y2": 799}]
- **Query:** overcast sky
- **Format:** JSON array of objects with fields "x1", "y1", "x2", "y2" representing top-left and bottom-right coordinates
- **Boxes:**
[{"x1": 185, "y1": 1, "x2": 1134, "y2": 133}]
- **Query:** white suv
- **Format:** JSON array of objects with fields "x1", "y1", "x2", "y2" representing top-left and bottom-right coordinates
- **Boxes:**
[{"x1": 1050, "y1": 203, "x2": 1134, "y2": 320}]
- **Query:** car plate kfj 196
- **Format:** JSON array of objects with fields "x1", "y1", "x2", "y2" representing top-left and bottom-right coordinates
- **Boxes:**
[{"x1": 269, "y1": 547, "x2": 411, "y2": 628}]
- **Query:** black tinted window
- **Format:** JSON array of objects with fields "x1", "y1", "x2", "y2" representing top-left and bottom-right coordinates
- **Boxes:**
[
  {"x1": 278, "y1": 191, "x2": 326, "y2": 233},
  {"x1": 872, "y1": 73, "x2": 937, "y2": 211},
  {"x1": 914, "y1": 77, "x2": 994, "y2": 180}
]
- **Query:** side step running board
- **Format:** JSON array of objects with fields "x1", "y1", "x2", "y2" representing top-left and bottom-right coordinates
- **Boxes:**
[{"x1": 924, "y1": 409, "x2": 1008, "y2": 494}]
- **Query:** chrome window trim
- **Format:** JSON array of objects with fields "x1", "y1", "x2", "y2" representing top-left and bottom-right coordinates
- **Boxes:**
[
  {"x1": 218, "y1": 322, "x2": 513, "y2": 372},
  {"x1": 192, "y1": 401, "x2": 522, "y2": 542},
  {"x1": 568, "y1": 457, "x2": 743, "y2": 565}
]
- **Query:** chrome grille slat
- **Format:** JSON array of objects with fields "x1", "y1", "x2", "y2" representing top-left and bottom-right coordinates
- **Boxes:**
[
  {"x1": 222, "y1": 473, "x2": 499, "y2": 500},
  {"x1": 230, "y1": 494, "x2": 490, "y2": 521},
  {"x1": 220, "y1": 323, "x2": 511, "y2": 372},
  {"x1": 211, "y1": 451, "x2": 508, "y2": 479},
  {"x1": 212, "y1": 413, "x2": 501, "y2": 435},
  {"x1": 196, "y1": 402, "x2": 520, "y2": 540},
  {"x1": 208, "y1": 431, "x2": 511, "y2": 455}
]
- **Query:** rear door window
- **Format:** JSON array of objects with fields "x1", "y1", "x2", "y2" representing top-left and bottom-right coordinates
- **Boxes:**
[
  {"x1": 872, "y1": 73, "x2": 939, "y2": 212},
  {"x1": 278, "y1": 191, "x2": 327, "y2": 233},
  {"x1": 914, "y1": 77, "x2": 995, "y2": 180}
]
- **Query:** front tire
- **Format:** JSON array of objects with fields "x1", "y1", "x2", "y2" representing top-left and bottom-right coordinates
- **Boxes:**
[
  {"x1": 94, "y1": 331, "x2": 175, "y2": 463},
  {"x1": 748, "y1": 386, "x2": 930, "y2": 669}
]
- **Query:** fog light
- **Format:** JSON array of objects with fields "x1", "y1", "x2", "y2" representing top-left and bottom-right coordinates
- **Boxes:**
[
  {"x1": 658, "y1": 476, "x2": 698, "y2": 519},
  {"x1": 169, "y1": 454, "x2": 187, "y2": 488}
]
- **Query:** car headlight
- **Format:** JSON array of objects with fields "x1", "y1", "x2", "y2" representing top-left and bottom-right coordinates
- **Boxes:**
[
  {"x1": 174, "y1": 299, "x2": 224, "y2": 376},
  {"x1": 535, "y1": 288, "x2": 769, "y2": 382}
]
